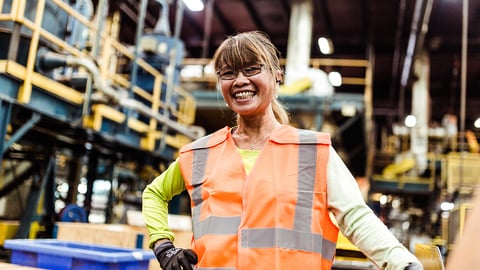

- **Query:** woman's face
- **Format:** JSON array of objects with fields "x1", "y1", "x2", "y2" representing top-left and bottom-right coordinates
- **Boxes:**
[{"x1": 218, "y1": 64, "x2": 276, "y2": 118}]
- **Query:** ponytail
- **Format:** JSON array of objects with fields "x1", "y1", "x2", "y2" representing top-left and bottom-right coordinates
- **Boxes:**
[{"x1": 272, "y1": 98, "x2": 289, "y2": 124}]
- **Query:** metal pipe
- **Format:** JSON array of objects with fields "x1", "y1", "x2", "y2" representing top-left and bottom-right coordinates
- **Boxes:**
[
  {"x1": 0, "y1": 95, "x2": 13, "y2": 172},
  {"x1": 119, "y1": 98, "x2": 205, "y2": 139},
  {"x1": 388, "y1": 0, "x2": 406, "y2": 115},
  {"x1": 65, "y1": 56, "x2": 126, "y2": 103},
  {"x1": 67, "y1": 56, "x2": 204, "y2": 139},
  {"x1": 37, "y1": 51, "x2": 204, "y2": 139},
  {"x1": 154, "y1": 0, "x2": 172, "y2": 36},
  {"x1": 129, "y1": 0, "x2": 149, "y2": 98},
  {"x1": 83, "y1": 0, "x2": 108, "y2": 117},
  {"x1": 201, "y1": 0, "x2": 215, "y2": 58},
  {"x1": 458, "y1": 0, "x2": 469, "y2": 192},
  {"x1": 460, "y1": 0, "x2": 468, "y2": 143},
  {"x1": 285, "y1": 0, "x2": 313, "y2": 85},
  {"x1": 2, "y1": 113, "x2": 42, "y2": 155},
  {"x1": 174, "y1": 0, "x2": 185, "y2": 40},
  {"x1": 125, "y1": 0, "x2": 149, "y2": 133},
  {"x1": 399, "y1": 0, "x2": 433, "y2": 118}
]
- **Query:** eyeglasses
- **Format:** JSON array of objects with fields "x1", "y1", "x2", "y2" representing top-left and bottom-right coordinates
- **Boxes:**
[{"x1": 217, "y1": 64, "x2": 264, "y2": 80}]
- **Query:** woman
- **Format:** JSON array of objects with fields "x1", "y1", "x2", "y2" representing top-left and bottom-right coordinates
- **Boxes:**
[{"x1": 142, "y1": 30, "x2": 423, "y2": 270}]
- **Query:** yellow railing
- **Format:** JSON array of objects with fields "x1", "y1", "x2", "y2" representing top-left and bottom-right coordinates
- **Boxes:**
[
  {"x1": 0, "y1": 0, "x2": 197, "y2": 152},
  {"x1": 181, "y1": 57, "x2": 369, "y2": 86}
]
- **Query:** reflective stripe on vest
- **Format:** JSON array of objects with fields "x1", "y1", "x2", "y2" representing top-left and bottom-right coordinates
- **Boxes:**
[
  {"x1": 187, "y1": 134, "x2": 243, "y2": 239},
  {"x1": 180, "y1": 126, "x2": 338, "y2": 269}
]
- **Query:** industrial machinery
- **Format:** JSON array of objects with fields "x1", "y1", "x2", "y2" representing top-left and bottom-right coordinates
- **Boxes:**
[{"x1": 0, "y1": 0, "x2": 203, "y2": 240}]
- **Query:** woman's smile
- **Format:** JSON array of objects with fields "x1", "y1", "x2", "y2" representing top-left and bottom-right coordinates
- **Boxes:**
[{"x1": 233, "y1": 90, "x2": 257, "y2": 100}]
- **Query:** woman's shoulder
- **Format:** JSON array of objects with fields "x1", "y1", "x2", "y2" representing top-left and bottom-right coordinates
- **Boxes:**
[
  {"x1": 179, "y1": 126, "x2": 231, "y2": 152},
  {"x1": 270, "y1": 125, "x2": 331, "y2": 145}
]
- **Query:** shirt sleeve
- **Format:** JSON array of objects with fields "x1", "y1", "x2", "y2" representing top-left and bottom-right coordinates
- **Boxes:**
[
  {"x1": 327, "y1": 146, "x2": 421, "y2": 270},
  {"x1": 142, "y1": 159, "x2": 186, "y2": 248}
]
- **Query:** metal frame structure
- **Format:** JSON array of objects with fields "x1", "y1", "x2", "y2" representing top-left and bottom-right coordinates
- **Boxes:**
[{"x1": 0, "y1": 0, "x2": 201, "y2": 236}]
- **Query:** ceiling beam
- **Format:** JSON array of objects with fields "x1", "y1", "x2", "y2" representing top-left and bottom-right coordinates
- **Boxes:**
[
  {"x1": 243, "y1": 0, "x2": 266, "y2": 31},
  {"x1": 398, "y1": 0, "x2": 434, "y2": 118},
  {"x1": 280, "y1": 0, "x2": 290, "y2": 17},
  {"x1": 387, "y1": 0, "x2": 407, "y2": 118},
  {"x1": 315, "y1": 0, "x2": 333, "y2": 38},
  {"x1": 212, "y1": 2, "x2": 235, "y2": 35}
]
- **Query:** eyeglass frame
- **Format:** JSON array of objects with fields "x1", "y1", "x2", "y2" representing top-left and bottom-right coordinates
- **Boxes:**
[{"x1": 216, "y1": 64, "x2": 265, "y2": 80}]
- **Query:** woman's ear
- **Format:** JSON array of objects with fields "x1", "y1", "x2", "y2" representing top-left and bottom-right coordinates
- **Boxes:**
[{"x1": 275, "y1": 70, "x2": 283, "y2": 84}]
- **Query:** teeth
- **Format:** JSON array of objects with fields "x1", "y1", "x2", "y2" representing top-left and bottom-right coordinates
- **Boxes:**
[{"x1": 234, "y1": 91, "x2": 255, "y2": 99}]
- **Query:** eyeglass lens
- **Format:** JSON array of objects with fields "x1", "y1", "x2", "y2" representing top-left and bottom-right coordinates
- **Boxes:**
[{"x1": 218, "y1": 65, "x2": 263, "y2": 80}]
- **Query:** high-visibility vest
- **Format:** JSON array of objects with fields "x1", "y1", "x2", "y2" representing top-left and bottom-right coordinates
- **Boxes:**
[{"x1": 178, "y1": 125, "x2": 339, "y2": 270}]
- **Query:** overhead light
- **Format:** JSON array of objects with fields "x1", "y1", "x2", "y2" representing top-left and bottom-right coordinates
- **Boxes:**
[
  {"x1": 318, "y1": 37, "x2": 334, "y2": 55},
  {"x1": 404, "y1": 114, "x2": 417, "y2": 128},
  {"x1": 328, "y1": 71, "x2": 342, "y2": 87},
  {"x1": 341, "y1": 102, "x2": 356, "y2": 117},
  {"x1": 379, "y1": 194, "x2": 388, "y2": 205},
  {"x1": 474, "y1": 117, "x2": 480, "y2": 128},
  {"x1": 440, "y1": 201, "x2": 454, "y2": 211},
  {"x1": 181, "y1": 65, "x2": 203, "y2": 78},
  {"x1": 183, "y1": 0, "x2": 204, "y2": 11}
]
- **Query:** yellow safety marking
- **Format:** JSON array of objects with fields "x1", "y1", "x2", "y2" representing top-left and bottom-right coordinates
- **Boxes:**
[
  {"x1": 50, "y1": 0, "x2": 94, "y2": 30},
  {"x1": 17, "y1": 0, "x2": 45, "y2": 104},
  {"x1": 128, "y1": 118, "x2": 149, "y2": 133},
  {"x1": 342, "y1": 77, "x2": 366, "y2": 86},
  {"x1": 0, "y1": 60, "x2": 84, "y2": 104},
  {"x1": 0, "y1": 14, "x2": 14, "y2": 21},
  {"x1": 22, "y1": 20, "x2": 85, "y2": 57},
  {"x1": 90, "y1": 104, "x2": 150, "y2": 134},
  {"x1": 133, "y1": 85, "x2": 154, "y2": 102},
  {"x1": 91, "y1": 104, "x2": 125, "y2": 130},
  {"x1": 279, "y1": 77, "x2": 312, "y2": 95}
]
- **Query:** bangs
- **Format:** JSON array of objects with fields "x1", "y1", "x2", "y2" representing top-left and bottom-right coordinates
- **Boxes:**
[{"x1": 214, "y1": 35, "x2": 264, "y2": 70}]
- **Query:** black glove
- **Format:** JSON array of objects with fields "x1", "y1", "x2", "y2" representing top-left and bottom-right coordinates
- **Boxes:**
[
  {"x1": 154, "y1": 240, "x2": 198, "y2": 270},
  {"x1": 404, "y1": 262, "x2": 424, "y2": 270}
]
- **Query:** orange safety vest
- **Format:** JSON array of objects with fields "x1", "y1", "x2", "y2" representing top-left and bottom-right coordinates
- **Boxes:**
[{"x1": 178, "y1": 125, "x2": 339, "y2": 270}]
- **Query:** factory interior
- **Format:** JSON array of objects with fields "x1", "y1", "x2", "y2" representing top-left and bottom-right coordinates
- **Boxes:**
[{"x1": 0, "y1": 0, "x2": 479, "y2": 269}]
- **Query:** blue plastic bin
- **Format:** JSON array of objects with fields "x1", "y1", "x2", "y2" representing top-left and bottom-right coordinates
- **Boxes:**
[{"x1": 4, "y1": 239, "x2": 155, "y2": 270}]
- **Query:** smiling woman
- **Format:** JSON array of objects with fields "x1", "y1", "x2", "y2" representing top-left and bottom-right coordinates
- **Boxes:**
[
  {"x1": 142, "y1": 30, "x2": 424, "y2": 270},
  {"x1": 212, "y1": 31, "x2": 288, "y2": 127}
]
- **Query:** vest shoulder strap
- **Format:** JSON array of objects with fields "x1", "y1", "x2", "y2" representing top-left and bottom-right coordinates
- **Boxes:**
[
  {"x1": 180, "y1": 125, "x2": 331, "y2": 153},
  {"x1": 180, "y1": 126, "x2": 230, "y2": 153},
  {"x1": 270, "y1": 126, "x2": 331, "y2": 145}
]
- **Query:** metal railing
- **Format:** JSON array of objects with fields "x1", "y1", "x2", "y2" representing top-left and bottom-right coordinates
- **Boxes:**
[{"x1": 0, "y1": 0, "x2": 202, "y2": 153}]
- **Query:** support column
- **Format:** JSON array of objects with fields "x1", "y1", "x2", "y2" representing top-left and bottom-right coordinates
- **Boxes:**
[
  {"x1": 285, "y1": 0, "x2": 313, "y2": 85},
  {"x1": 410, "y1": 50, "x2": 430, "y2": 175}
]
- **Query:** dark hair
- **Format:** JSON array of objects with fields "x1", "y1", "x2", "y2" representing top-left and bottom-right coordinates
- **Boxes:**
[{"x1": 212, "y1": 31, "x2": 289, "y2": 124}]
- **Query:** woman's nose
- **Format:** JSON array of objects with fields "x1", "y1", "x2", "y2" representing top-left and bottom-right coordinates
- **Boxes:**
[{"x1": 233, "y1": 72, "x2": 249, "y2": 84}]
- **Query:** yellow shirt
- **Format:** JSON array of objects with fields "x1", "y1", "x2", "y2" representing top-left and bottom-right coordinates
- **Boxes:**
[{"x1": 236, "y1": 148, "x2": 260, "y2": 174}]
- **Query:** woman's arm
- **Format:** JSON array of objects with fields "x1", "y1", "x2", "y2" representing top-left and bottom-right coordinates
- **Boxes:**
[
  {"x1": 142, "y1": 159, "x2": 186, "y2": 248},
  {"x1": 327, "y1": 146, "x2": 421, "y2": 270}
]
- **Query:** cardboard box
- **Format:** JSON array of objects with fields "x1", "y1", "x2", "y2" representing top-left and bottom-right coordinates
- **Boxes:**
[
  {"x1": 55, "y1": 219, "x2": 192, "y2": 249},
  {"x1": 0, "y1": 262, "x2": 44, "y2": 269},
  {"x1": 55, "y1": 222, "x2": 149, "y2": 249},
  {"x1": 55, "y1": 217, "x2": 193, "y2": 270}
]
